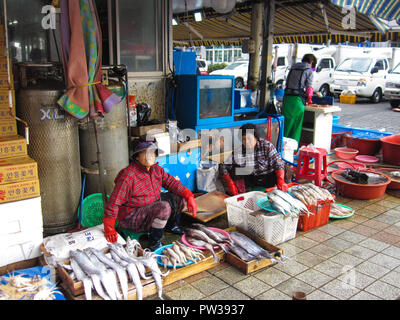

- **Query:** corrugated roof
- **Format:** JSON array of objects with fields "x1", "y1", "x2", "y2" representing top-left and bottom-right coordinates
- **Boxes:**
[{"x1": 173, "y1": 0, "x2": 400, "y2": 45}]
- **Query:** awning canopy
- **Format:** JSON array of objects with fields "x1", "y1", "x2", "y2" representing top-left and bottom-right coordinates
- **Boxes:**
[{"x1": 172, "y1": 0, "x2": 400, "y2": 46}]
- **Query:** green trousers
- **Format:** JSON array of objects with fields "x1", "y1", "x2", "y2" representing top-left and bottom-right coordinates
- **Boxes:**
[{"x1": 282, "y1": 95, "x2": 305, "y2": 146}]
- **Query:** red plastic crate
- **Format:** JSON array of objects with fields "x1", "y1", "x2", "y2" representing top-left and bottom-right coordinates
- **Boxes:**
[{"x1": 297, "y1": 199, "x2": 332, "y2": 231}]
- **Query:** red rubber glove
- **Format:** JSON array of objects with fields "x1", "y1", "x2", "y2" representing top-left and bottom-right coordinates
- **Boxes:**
[
  {"x1": 103, "y1": 217, "x2": 118, "y2": 243},
  {"x1": 222, "y1": 173, "x2": 239, "y2": 196},
  {"x1": 276, "y1": 169, "x2": 288, "y2": 192},
  {"x1": 306, "y1": 86, "x2": 313, "y2": 105},
  {"x1": 181, "y1": 189, "x2": 197, "y2": 218}
]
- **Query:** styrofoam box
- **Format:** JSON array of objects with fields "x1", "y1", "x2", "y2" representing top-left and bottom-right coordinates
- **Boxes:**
[
  {"x1": 0, "y1": 197, "x2": 43, "y2": 238},
  {"x1": 0, "y1": 197, "x2": 43, "y2": 267}
]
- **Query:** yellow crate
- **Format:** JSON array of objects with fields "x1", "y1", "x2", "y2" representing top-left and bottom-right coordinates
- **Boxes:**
[{"x1": 340, "y1": 95, "x2": 356, "y2": 104}]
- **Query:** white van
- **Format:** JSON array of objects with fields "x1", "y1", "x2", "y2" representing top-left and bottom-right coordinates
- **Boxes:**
[
  {"x1": 313, "y1": 55, "x2": 336, "y2": 96},
  {"x1": 384, "y1": 62, "x2": 400, "y2": 108},
  {"x1": 330, "y1": 56, "x2": 390, "y2": 103}
]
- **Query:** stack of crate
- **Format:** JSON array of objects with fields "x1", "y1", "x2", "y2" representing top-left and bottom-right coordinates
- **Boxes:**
[{"x1": 0, "y1": 24, "x2": 43, "y2": 268}]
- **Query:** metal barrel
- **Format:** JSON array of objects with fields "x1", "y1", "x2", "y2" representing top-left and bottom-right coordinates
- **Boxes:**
[
  {"x1": 78, "y1": 79, "x2": 129, "y2": 197},
  {"x1": 16, "y1": 82, "x2": 82, "y2": 235}
]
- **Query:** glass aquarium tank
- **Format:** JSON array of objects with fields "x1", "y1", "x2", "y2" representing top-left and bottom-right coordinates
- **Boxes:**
[{"x1": 199, "y1": 78, "x2": 232, "y2": 119}]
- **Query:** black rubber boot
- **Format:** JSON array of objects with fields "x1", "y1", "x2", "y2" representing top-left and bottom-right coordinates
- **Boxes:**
[
  {"x1": 148, "y1": 228, "x2": 164, "y2": 251},
  {"x1": 165, "y1": 213, "x2": 185, "y2": 235}
]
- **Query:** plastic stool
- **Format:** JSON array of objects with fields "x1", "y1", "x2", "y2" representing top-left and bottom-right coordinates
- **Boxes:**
[
  {"x1": 295, "y1": 147, "x2": 328, "y2": 187},
  {"x1": 117, "y1": 227, "x2": 149, "y2": 241}
]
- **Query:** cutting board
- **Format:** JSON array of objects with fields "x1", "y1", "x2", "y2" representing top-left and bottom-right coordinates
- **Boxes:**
[{"x1": 182, "y1": 190, "x2": 229, "y2": 223}]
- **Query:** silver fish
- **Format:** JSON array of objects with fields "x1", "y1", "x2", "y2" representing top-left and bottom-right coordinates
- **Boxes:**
[
  {"x1": 229, "y1": 232, "x2": 282, "y2": 264},
  {"x1": 164, "y1": 247, "x2": 182, "y2": 270},
  {"x1": 270, "y1": 189, "x2": 310, "y2": 215},
  {"x1": 69, "y1": 258, "x2": 93, "y2": 301},
  {"x1": 87, "y1": 248, "x2": 129, "y2": 301},
  {"x1": 268, "y1": 194, "x2": 293, "y2": 216},
  {"x1": 185, "y1": 228, "x2": 228, "y2": 253},
  {"x1": 191, "y1": 223, "x2": 232, "y2": 244},
  {"x1": 186, "y1": 237, "x2": 220, "y2": 263},
  {"x1": 84, "y1": 249, "x2": 120, "y2": 300},
  {"x1": 172, "y1": 243, "x2": 189, "y2": 264},
  {"x1": 227, "y1": 243, "x2": 257, "y2": 262},
  {"x1": 177, "y1": 241, "x2": 205, "y2": 262},
  {"x1": 69, "y1": 250, "x2": 110, "y2": 300}
]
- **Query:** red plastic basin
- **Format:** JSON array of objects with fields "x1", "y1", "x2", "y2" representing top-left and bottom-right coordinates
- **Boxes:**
[
  {"x1": 331, "y1": 170, "x2": 391, "y2": 200},
  {"x1": 342, "y1": 134, "x2": 381, "y2": 156},
  {"x1": 380, "y1": 134, "x2": 400, "y2": 166},
  {"x1": 335, "y1": 147, "x2": 359, "y2": 160}
]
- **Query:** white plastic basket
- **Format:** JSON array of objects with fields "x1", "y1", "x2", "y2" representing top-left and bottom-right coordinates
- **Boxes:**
[
  {"x1": 248, "y1": 211, "x2": 299, "y2": 245},
  {"x1": 224, "y1": 191, "x2": 267, "y2": 230}
]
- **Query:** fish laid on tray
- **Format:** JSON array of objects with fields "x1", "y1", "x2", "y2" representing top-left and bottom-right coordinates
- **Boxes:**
[
  {"x1": 264, "y1": 189, "x2": 311, "y2": 217},
  {"x1": 61, "y1": 237, "x2": 168, "y2": 301},
  {"x1": 289, "y1": 183, "x2": 334, "y2": 206},
  {"x1": 159, "y1": 241, "x2": 205, "y2": 270},
  {"x1": 330, "y1": 204, "x2": 353, "y2": 217}
]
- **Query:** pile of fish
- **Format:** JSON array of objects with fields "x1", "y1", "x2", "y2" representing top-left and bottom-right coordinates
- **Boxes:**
[
  {"x1": 262, "y1": 189, "x2": 311, "y2": 217},
  {"x1": 228, "y1": 232, "x2": 288, "y2": 263},
  {"x1": 62, "y1": 237, "x2": 168, "y2": 301},
  {"x1": 160, "y1": 241, "x2": 205, "y2": 270},
  {"x1": 185, "y1": 223, "x2": 233, "y2": 262},
  {"x1": 289, "y1": 183, "x2": 334, "y2": 206},
  {"x1": 330, "y1": 204, "x2": 353, "y2": 217},
  {"x1": 0, "y1": 273, "x2": 59, "y2": 300}
]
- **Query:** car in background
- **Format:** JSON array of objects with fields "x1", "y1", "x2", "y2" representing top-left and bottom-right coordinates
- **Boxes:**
[
  {"x1": 210, "y1": 60, "x2": 249, "y2": 88},
  {"x1": 196, "y1": 59, "x2": 208, "y2": 75},
  {"x1": 384, "y1": 62, "x2": 400, "y2": 108}
]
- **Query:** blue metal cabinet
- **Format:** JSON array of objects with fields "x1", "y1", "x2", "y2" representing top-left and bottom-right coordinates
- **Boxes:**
[{"x1": 157, "y1": 147, "x2": 200, "y2": 192}]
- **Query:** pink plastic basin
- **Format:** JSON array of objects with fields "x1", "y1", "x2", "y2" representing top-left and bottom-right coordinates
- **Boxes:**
[
  {"x1": 380, "y1": 134, "x2": 400, "y2": 166},
  {"x1": 335, "y1": 147, "x2": 359, "y2": 160}
]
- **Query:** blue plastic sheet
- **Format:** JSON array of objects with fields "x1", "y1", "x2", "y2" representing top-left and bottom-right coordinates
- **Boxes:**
[{"x1": 1, "y1": 266, "x2": 66, "y2": 300}]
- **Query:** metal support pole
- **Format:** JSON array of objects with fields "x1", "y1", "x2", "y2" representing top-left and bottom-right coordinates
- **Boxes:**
[
  {"x1": 247, "y1": 0, "x2": 264, "y2": 91},
  {"x1": 259, "y1": 0, "x2": 275, "y2": 111}
]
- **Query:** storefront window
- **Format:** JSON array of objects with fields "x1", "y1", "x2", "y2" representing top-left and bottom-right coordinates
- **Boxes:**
[
  {"x1": 118, "y1": 0, "x2": 163, "y2": 72},
  {"x1": 224, "y1": 50, "x2": 232, "y2": 63},
  {"x1": 215, "y1": 50, "x2": 223, "y2": 63}
]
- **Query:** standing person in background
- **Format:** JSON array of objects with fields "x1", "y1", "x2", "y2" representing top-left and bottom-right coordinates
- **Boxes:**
[{"x1": 281, "y1": 54, "x2": 317, "y2": 145}]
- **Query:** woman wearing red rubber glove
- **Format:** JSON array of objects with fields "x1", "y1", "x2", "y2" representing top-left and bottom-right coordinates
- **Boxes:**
[
  {"x1": 220, "y1": 123, "x2": 288, "y2": 195},
  {"x1": 103, "y1": 139, "x2": 197, "y2": 251}
]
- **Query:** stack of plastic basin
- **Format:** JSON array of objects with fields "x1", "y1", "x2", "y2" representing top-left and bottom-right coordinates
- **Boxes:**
[{"x1": 380, "y1": 134, "x2": 400, "y2": 166}]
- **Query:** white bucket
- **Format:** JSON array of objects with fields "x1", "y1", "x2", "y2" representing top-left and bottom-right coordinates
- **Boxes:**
[{"x1": 282, "y1": 137, "x2": 298, "y2": 163}]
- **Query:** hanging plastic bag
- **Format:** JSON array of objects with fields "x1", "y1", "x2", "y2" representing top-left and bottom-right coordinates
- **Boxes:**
[
  {"x1": 136, "y1": 102, "x2": 152, "y2": 126},
  {"x1": 196, "y1": 161, "x2": 223, "y2": 193}
]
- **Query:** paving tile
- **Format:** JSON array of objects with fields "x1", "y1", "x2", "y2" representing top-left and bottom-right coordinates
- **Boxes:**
[
  {"x1": 345, "y1": 199, "x2": 372, "y2": 210},
  {"x1": 183, "y1": 271, "x2": 209, "y2": 284},
  {"x1": 344, "y1": 244, "x2": 377, "y2": 260},
  {"x1": 317, "y1": 224, "x2": 346, "y2": 236},
  {"x1": 322, "y1": 237, "x2": 354, "y2": 251},
  {"x1": 302, "y1": 229, "x2": 333, "y2": 242},
  {"x1": 361, "y1": 219, "x2": 390, "y2": 231},
  {"x1": 319, "y1": 279, "x2": 360, "y2": 300},
  {"x1": 275, "y1": 277, "x2": 316, "y2": 296},
  {"x1": 276, "y1": 242, "x2": 304, "y2": 257},
  {"x1": 382, "y1": 245, "x2": 400, "y2": 260},
  {"x1": 306, "y1": 290, "x2": 337, "y2": 300},
  {"x1": 367, "y1": 253, "x2": 400, "y2": 270},
  {"x1": 362, "y1": 204, "x2": 389, "y2": 215},
  {"x1": 214, "y1": 265, "x2": 249, "y2": 285},
  {"x1": 328, "y1": 252, "x2": 364, "y2": 267},
  {"x1": 355, "y1": 261, "x2": 391, "y2": 279},
  {"x1": 253, "y1": 267, "x2": 291, "y2": 287},
  {"x1": 364, "y1": 280, "x2": 400, "y2": 300},
  {"x1": 328, "y1": 220, "x2": 358, "y2": 230},
  {"x1": 337, "y1": 230, "x2": 367, "y2": 244},
  {"x1": 165, "y1": 284, "x2": 206, "y2": 300},
  {"x1": 314, "y1": 260, "x2": 347, "y2": 278},
  {"x1": 349, "y1": 291, "x2": 382, "y2": 300},
  {"x1": 359, "y1": 238, "x2": 391, "y2": 252},
  {"x1": 295, "y1": 269, "x2": 333, "y2": 288},
  {"x1": 384, "y1": 196, "x2": 400, "y2": 205},
  {"x1": 384, "y1": 209, "x2": 400, "y2": 217},
  {"x1": 307, "y1": 243, "x2": 341, "y2": 259},
  {"x1": 374, "y1": 214, "x2": 400, "y2": 225},
  {"x1": 380, "y1": 270, "x2": 400, "y2": 288},
  {"x1": 337, "y1": 269, "x2": 376, "y2": 290},
  {"x1": 254, "y1": 288, "x2": 291, "y2": 300},
  {"x1": 209, "y1": 287, "x2": 251, "y2": 300},
  {"x1": 371, "y1": 231, "x2": 400, "y2": 245},
  {"x1": 191, "y1": 275, "x2": 230, "y2": 296},
  {"x1": 273, "y1": 259, "x2": 309, "y2": 276},
  {"x1": 350, "y1": 224, "x2": 379, "y2": 237},
  {"x1": 233, "y1": 276, "x2": 271, "y2": 298},
  {"x1": 347, "y1": 214, "x2": 369, "y2": 224},
  {"x1": 384, "y1": 226, "x2": 400, "y2": 237},
  {"x1": 286, "y1": 236, "x2": 319, "y2": 250},
  {"x1": 292, "y1": 250, "x2": 326, "y2": 267},
  {"x1": 207, "y1": 262, "x2": 230, "y2": 274},
  {"x1": 374, "y1": 199, "x2": 400, "y2": 210},
  {"x1": 355, "y1": 208, "x2": 382, "y2": 219}
]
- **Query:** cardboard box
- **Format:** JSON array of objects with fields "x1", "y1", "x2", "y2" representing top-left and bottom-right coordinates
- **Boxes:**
[
  {"x1": 130, "y1": 123, "x2": 166, "y2": 138},
  {"x1": 0, "y1": 179, "x2": 41, "y2": 204},
  {"x1": 0, "y1": 156, "x2": 38, "y2": 185},
  {"x1": 0, "y1": 118, "x2": 17, "y2": 137},
  {"x1": 0, "y1": 135, "x2": 27, "y2": 159}
]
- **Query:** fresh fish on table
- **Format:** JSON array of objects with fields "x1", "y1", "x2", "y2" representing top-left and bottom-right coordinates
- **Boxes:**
[
  {"x1": 229, "y1": 232, "x2": 283, "y2": 264},
  {"x1": 84, "y1": 248, "x2": 121, "y2": 300},
  {"x1": 87, "y1": 248, "x2": 129, "y2": 301},
  {"x1": 69, "y1": 250, "x2": 110, "y2": 300},
  {"x1": 171, "y1": 243, "x2": 188, "y2": 264},
  {"x1": 269, "y1": 189, "x2": 310, "y2": 216},
  {"x1": 186, "y1": 237, "x2": 220, "y2": 263},
  {"x1": 267, "y1": 193, "x2": 296, "y2": 216},
  {"x1": 227, "y1": 243, "x2": 257, "y2": 262},
  {"x1": 176, "y1": 241, "x2": 206, "y2": 263},
  {"x1": 69, "y1": 258, "x2": 93, "y2": 301},
  {"x1": 185, "y1": 228, "x2": 228, "y2": 253}
]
